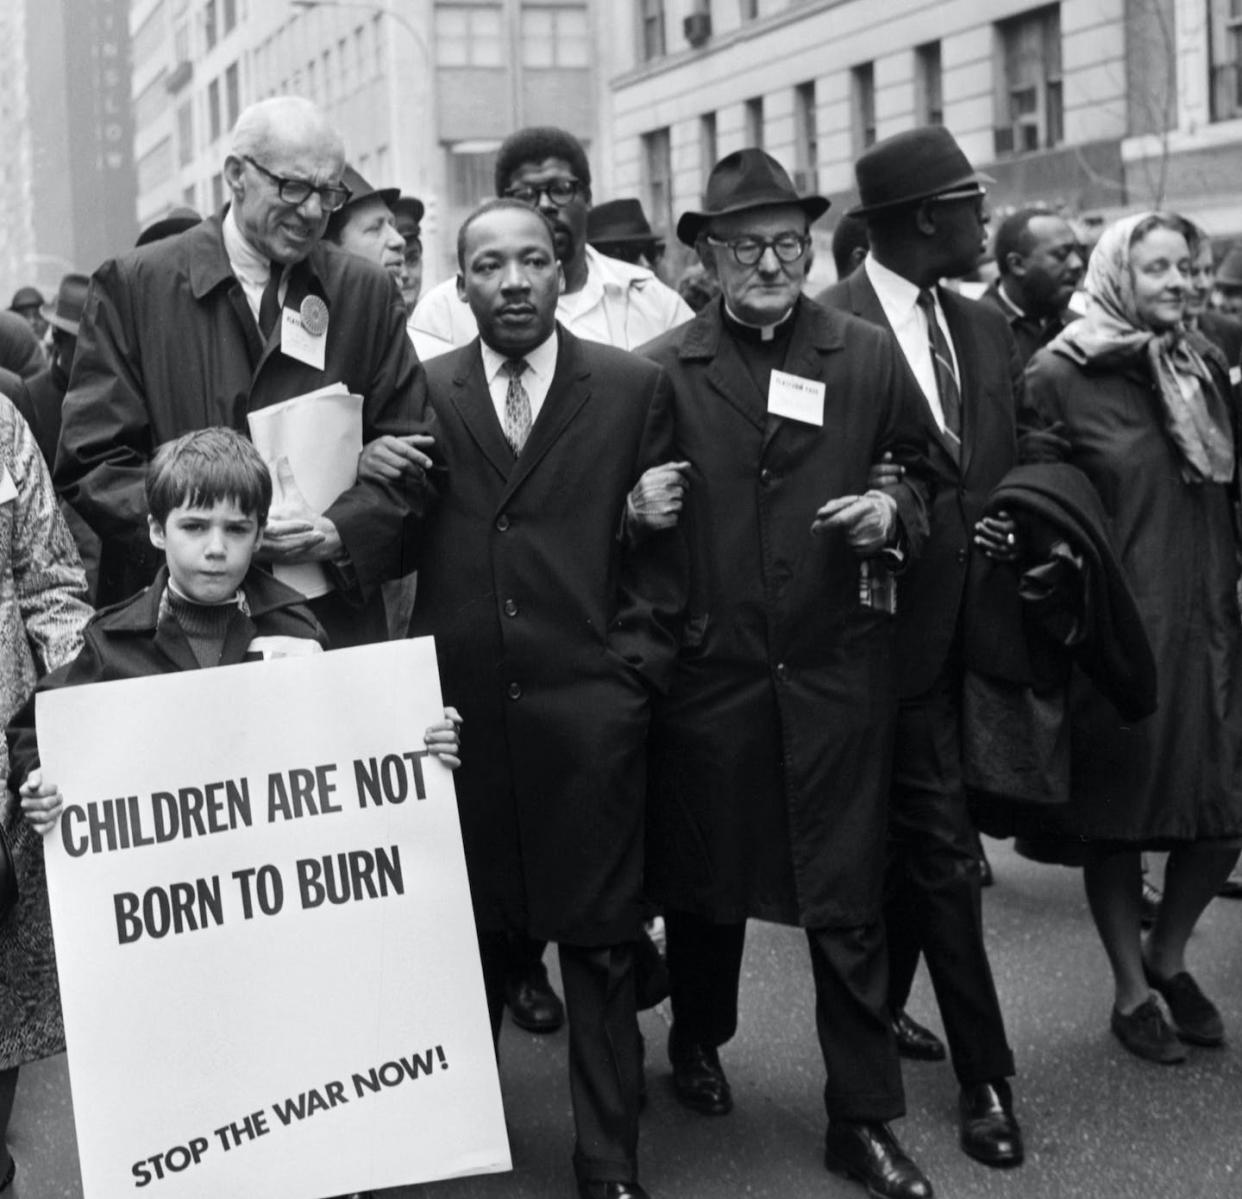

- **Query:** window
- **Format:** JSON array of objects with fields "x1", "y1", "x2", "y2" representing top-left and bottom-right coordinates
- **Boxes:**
[
  {"x1": 183, "y1": 185, "x2": 197, "y2": 209},
  {"x1": 642, "y1": 127, "x2": 673, "y2": 238},
  {"x1": 915, "y1": 41, "x2": 943, "y2": 126},
  {"x1": 794, "y1": 82, "x2": 817, "y2": 186},
  {"x1": 307, "y1": 58, "x2": 318, "y2": 99},
  {"x1": 204, "y1": 0, "x2": 217, "y2": 50},
  {"x1": 212, "y1": 172, "x2": 225, "y2": 211},
  {"x1": 851, "y1": 63, "x2": 875, "y2": 152},
  {"x1": 446, "y1": 145, "x2": 500, "y2": 208},
  {"x1": 323, "y1": 49, "x2": 333, "y2": 101},
  {"x1": 995, "y1": 5, "x2": 1063, "y2": 155},
  {"x1": 699, "y1": 112, "x2": 717, "y2": 198},
  {"x1": 137, "y1": 138, "x2": 175, "y2": 194},
  {"x1": 522, "y1": 5, "x2": 590, "y2": 68},
  {"x1": 373, "y1": 13, "x2": 385, "y2": 76},
  {"x1": 739, "y1": 0, "x2": 758, "y2": 18},
  {"x1": 744, "y1": 95, "x2": 763, "y2": 149},
  {"x1": 132, "y1": 1, "x2": 167, "y2": 72},
  {"x1": 223, "y1": 0, "x2": 236, "y2": 34},
  {"x1": 436, "y1": 4, "x2": 504, "y2": 67},
  {"x1": 639, "y1": 0, "x2": 665, "y2": 61},
  {"x1": 225, "y1": 62, "x2": 240, "y2": 129},
  {"x1": 339, "y1": 36, "x2": 351, "y2": 92},
  {"x1": 1209, "y1": 0, "x2": 1242, "y2": 121},
  {"x1": 177, "y1": 101, "x2": 194, "y2": 167},
  {"x1": 208, "y1": 77, "x2": 221, "y2": 142},
  {"x1": 355, "y1": 25, "x2": 367, "y2": 81},
  {"x1": 174, "y1": 21, "x2": 190, "y2": 63},
  {"x1": 135, "y1": 72, "x2": 170, "y2": 133}
]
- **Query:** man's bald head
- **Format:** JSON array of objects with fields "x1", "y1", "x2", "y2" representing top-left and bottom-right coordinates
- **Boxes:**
[{"x1": 223, "y1": 97, "x2": 348, "y2": 265}]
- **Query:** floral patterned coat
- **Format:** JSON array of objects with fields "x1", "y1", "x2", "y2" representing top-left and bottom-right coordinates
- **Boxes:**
[{"x1": 0, "y1": 395, "x2": 91, "y2": 1069}]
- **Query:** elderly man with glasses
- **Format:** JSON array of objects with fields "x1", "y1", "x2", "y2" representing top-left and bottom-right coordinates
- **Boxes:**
[
  {"x1": 408, "y1": 126, "x2": 691, "y2": 360},
  {"x1": 632, "y1": 148, "x2": 936, "y2": 1199},
  {"x1": 57, "y1": 96, "x2": 427, "y2": 648}
]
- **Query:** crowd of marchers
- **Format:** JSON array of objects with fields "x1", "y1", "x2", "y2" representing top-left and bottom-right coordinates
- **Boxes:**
[{"x1": 1, "y1": 93, "x2": 1241, "y2": 1199}]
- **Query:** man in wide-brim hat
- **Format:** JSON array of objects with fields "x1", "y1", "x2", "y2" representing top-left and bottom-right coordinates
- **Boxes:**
[
  {"x1": 818, "y1": 124, "x2": 1027, "y2": 1178},
  {"x1": 632, "y1": 146, "x2": 937, "y2": 1199},
  {"x1": 587, "y1": 198, "x2": 665, "y2": 269}
]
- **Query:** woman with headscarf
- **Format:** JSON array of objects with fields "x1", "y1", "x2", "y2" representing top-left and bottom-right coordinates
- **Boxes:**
[{"x1": 1021, "y1": 212, "x2": 1242, "y2": 1066}]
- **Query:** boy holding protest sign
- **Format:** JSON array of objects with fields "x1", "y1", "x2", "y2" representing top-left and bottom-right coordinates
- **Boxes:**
[{"x1": 10, "y1": 427, "x2": 461, "y2": 832}]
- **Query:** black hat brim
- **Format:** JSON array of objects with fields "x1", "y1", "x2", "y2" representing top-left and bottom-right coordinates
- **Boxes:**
[
  {"x1": 678, "y1": 195, "x2": 830, "y2": 247},
  {"x1": 846, "y1": 171, "x2": 993, "y2": 218}
]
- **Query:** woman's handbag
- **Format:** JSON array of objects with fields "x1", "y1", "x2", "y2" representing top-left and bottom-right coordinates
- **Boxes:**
[{"x1": 0, "y1": 822, "x2": 17, "y2": 921}]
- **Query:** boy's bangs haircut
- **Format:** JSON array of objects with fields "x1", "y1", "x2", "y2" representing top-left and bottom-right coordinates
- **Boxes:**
[{"x1": 146, "y1": 427, "x2": 273, "y2": 527}]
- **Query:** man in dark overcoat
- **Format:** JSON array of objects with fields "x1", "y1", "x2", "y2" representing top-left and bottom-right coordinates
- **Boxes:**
[
  {"x1": 407, "y1": 199, "x2": 683, "y2": 1199},
  {"x1": 817, "y1": 126, "x2": 1026, "y2": 1171},
  {"x1": 636, "y1": 149, "x2": 933, "y2": 1199},
  {"x1": 55, "y1": 96, "x2": 425, "y2": 645}
]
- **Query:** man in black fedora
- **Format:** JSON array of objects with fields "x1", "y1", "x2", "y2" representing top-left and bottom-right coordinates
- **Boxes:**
[
  {"x1": 817, "y1": 125, "x2": 1026, "y2": 1171},
  {"x1": 587, "y1": 198, "x2": 665, "y2": 272},
  {"x1": 635, "y1": 147, "x2": 936, "y2": 1199}
]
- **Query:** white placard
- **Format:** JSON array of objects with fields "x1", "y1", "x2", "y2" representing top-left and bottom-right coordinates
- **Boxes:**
[{"x1": 38, "y1": 638, "x2": 510, "y2": 1199}]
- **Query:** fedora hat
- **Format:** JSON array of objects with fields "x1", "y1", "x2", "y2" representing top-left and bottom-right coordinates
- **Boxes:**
[
  {"x1": 677, "y1": 149, "x2": 829, "y2": 247},
  {"x1": 1216, "y1": 244, "x2": 1242, "y2": 288},
  {"x1": 326, "y1": 165, "x2": 400, "y2": 239},
  {"x1": 588, "y1": 198, "x2": 663, "y2": 248},
  {"x1": 849, "y1": 126, "x2": 993, "y2": 217},
  {"x1": 136, "y1": 206, "x2": 202, "y2": 248},
  {"x1": 40, "y1": 274, "x2": 90, "y2": 338},
  {"x1": 8, "y1": 286, "x2": 44, "y2": 313},
  {"x1": 391, "y1": 194, "x2": 424, "y2": 227}
]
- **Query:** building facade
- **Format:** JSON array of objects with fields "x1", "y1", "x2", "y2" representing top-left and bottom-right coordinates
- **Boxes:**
[
  {"x1": 607, "y1": 0, "x2": 1242, "y2": 280},
  {"x1": 129, "y1": 0, "x2": 610, "y2": 285}
]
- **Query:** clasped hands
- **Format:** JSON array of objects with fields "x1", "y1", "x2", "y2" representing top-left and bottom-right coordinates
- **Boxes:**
[{"x1": 256, "y1": 457, "x2": 342, "y2": 564}]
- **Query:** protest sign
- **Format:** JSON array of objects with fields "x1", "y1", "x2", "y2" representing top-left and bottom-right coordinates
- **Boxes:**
[{"x1": 38, "y1": 638, "x2": 510, "y2": 1199}]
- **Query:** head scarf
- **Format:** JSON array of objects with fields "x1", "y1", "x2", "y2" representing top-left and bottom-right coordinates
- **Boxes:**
[{"x1": 1049, "y1": 212, "x2": 1234, "y2": 485}]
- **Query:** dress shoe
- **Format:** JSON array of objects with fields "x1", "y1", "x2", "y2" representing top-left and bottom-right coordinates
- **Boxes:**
[
  {"x1": 504, "y1": 962, "x2": 565, "y2": 1033},
  {"x1": 1142, "y1": 960, "x2": 1225, "y2": 1046},
  {"x1": 958, "y1": 1080, "x2": 1024, "y2": 1168},
  {"x1": 577, "y1": 1181, "x2": 650, "y2": 1199},
  {"x1": 669, "y1": 1034, "x2": 732, "y2": 1115},
  {"x1": 824, "y1": 1120, "x2": 933, "y2": 1199},
  {"x1": 1110, "y1": 997, "x2": 1187, "y2": 1064},
  {"x1": 892, "y1": 1010, "x2": 946, "y2": 1062}
]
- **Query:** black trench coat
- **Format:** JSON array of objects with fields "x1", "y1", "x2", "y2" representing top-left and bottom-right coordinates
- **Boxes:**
[{"x1": 641, "y1": 298, "x2": 929, "y2": 929}]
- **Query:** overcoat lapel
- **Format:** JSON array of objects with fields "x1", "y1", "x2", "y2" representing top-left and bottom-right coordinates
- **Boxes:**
[
  {"x1": 680, "y1": 305, "x2": 768, "y2": 432},
  {"x1": 759, "y1": 303, "x2": 844, "y2": 455},
  {"x1": 447, "y1": 344, "x2": 517, "y2": 482}
]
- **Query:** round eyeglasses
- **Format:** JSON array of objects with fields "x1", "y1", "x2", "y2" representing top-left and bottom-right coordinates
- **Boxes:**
[
  {"x1": 705, "y1": 233, "x2": 810, "y2": 267},
  {"x1": 243, "y1": 156, "x2": 353, "y2": 212},
  {"x1": 503, "y1": 179, "x2": 582, "y2": 207}
]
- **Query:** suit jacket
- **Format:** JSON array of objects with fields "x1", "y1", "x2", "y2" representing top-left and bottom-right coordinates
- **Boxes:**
[
  {"x1": 56, "y1": 213, "x2": 429, "y2": 633},
  {"x1": 408, "y1": 325, "x2": 684, "y2": 946},
  {"x1": 816, "y1": 266, "x2": 1024, "y2": 697},
  {"x1": 640, "y1": 297, "x2": 931, "y2": 929}
]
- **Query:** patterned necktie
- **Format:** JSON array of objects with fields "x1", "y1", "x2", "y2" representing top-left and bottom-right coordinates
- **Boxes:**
[
  {"x1": 258, "y1": 261, "x2": 283, "y2": 339},
  {"x1": 501, "y1": 358, "x2": 532, "y2": 455},
  {"x1": 916, "y1": 287, "x2": 962, "y2": 445}
]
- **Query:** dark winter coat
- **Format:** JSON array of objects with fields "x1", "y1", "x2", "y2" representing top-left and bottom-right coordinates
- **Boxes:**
[
  {"x1": 640, "y1": 297, "x2": 930, "y2": 929},
  {"x1": 408, "y1": 327, "x2": 684, "y2": 946},
  {"x1": 55, "y1": 213, "x2": 428, "y2": 631}
]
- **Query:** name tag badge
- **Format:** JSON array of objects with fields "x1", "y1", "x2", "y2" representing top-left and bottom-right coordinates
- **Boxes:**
[
  {"x1": 280, "y1": 302, "x2": 327, "y2": 371},
  {"x1": 767, "y1": 369, "x2": 825, "y2": 427},
  {"x1": 0, "y1": 466, "x2": 16, "y2": 505},
  {"x1": 1230, "y1": 365, "x2": 1241, "y2": 387}
]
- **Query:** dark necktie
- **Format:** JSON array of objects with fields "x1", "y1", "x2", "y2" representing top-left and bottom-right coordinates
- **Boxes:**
[
  {"x1": 916, "y1": 287, "x2": 962, "y2": 446},
  {"x1": 258, "y1": 261, "x2": 283, "y2": 339},
  {"x1": 501, "y1": 359, "x2": 532, "y2": 455}
]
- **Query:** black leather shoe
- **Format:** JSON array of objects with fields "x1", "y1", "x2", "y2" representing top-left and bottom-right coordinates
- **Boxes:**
[
  {"x1": 959, "y1": 1080, "x2": 1024, "y2": 1168},
  {"x1": 669, "y1": 1035, "x2": 733, "y2": 1115},
  {"x1": 892, "y1": 1010, "x2": 946, "y2": 1062},
  {"x1": 577, "y1": 1181, "x2": 650, "y2": 1199},
  {"x1": 504, "y1": 962, "x2": 565, "y2": 1033},
  {"x1": 824, "y1": 1121, "x2": 933, "y2": 1199}
]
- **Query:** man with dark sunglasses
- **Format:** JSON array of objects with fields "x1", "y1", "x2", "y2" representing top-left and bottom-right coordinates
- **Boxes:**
[
  {"x1": 408, "y1": 126, "x2": 691, "y2": 360},
  {"x1": 57, "y1": 96, "x2": 429, "y2": 649}
]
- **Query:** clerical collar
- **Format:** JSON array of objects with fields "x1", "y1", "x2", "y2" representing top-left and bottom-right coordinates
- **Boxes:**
[{"x1": 722, "y1": 300, "x2": 798, "y2": 343}]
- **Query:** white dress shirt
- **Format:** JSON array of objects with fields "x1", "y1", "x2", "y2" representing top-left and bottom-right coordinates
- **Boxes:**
[
  {"x1": 480, "y1": 329, "x2": 558, "y2": 433},
  {"x1": 222, "y1": 207, "x2": 287, "y2": 326},
  {"x1": 863, "y1": 254, "x2": 961, "y2": 434}
]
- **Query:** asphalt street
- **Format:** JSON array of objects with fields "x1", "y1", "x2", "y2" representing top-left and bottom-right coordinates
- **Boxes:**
[{"x1": 10, "y1": 837, "x2": 1242, "y2": 1199}]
